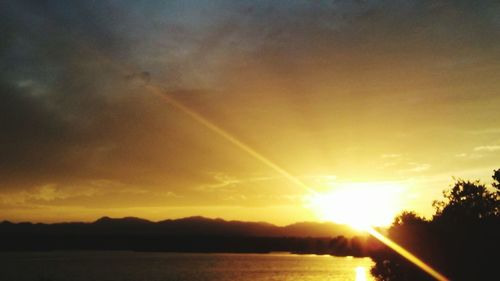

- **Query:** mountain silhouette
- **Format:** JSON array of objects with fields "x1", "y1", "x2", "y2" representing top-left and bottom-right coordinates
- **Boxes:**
[
  {"x1": 1, "y1": 216, "x2": 358, "y2": 237},
  {"x1": 0, "y1": 216, "x2": 364, "y2": 254}
]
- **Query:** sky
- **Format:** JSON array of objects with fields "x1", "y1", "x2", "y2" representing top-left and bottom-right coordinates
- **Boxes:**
[{"x1": 1, "y1": 0, "x2": 499, "y2": 225}]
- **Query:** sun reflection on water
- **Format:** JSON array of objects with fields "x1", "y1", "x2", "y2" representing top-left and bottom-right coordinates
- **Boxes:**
[{"x1": 355, "y1": 266, "x2": 368, "y2": 281}]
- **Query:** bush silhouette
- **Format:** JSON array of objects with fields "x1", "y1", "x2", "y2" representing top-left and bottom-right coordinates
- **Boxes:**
[{"x1": 370, "y1": 169, "x2": 500, "y2": 281}]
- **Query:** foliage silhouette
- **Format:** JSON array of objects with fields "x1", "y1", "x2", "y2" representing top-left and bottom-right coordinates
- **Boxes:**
[{"x1": 370, "y1": 169, "x2": 500, "y2": 281}]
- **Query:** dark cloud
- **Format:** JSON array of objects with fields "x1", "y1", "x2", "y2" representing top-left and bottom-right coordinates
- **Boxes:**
[
  {"x1": 0, "y1": 0, "x2": 499, "y2": 215},
  {"x1": 0, "y1": 1, "x2": 199, "y2": 191},
  {"x1": 125, "y1": 72, "x2": 151, "y2": 84}
]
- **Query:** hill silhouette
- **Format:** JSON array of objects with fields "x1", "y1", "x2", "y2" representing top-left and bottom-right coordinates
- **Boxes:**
[
  {"x1": 0, "y1": 216, "x2": 365, "y2": 254},
  {"x1": 1, "y1": 216, "x2": 358, "y2": 237}
]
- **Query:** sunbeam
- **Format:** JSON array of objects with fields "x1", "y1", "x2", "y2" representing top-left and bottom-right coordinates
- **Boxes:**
[
  {"x1": 144, "y1": 84, "x2": 318, "y2": 196},
  {"x1": 367, "y1": 227, "x2": 449, "y2": 281},
  {"x1": 144, "y1": 83, "x2": 449, "y2": 281},
  {"x1": 142, "y1": 83, "x2": 451, "y2": 281}
]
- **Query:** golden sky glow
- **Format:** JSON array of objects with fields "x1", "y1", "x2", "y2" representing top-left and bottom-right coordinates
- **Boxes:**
[{"x1": 1, "y1": 1, "x2": 500, "y2": 225}]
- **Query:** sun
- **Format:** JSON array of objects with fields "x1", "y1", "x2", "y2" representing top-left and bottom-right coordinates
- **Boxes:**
[{"x1": 307, "y1": 182, "x2": 403, "y2": 230}]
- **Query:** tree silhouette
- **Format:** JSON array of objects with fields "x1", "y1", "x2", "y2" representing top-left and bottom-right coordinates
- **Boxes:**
[
  {"x1": 370, "y1": 169, "x2": 500, "y2": 281},
  {"x1": 493, "y1": 168, "x2": 500, "y2": 189},
  {"x1": 432, "y1": 178, "x2": 499, "y2": 222},
  {"x1": 392, "y1": 211, "x2": 427, "y2": 227}
]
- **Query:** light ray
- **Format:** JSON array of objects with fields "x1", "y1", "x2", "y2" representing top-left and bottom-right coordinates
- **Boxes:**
[
  {"x1": 36, "y1": 20, "x2": 451, "y2": 281},
  {"x1": 367, "y1": 227, "x2": 449, "y2": 281},
  {"x1": 144, "y1": 84, "x2": 318, "y2": 196},
  {"x1": 144, "y1": 84, "x2": 450, "y2": 281},
  {"x1": 59, "y1": 30, "x2": 317, "y2": 197}
]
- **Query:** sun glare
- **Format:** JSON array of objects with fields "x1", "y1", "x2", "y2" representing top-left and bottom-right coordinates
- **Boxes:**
[
  {"x1": 355, "y1": 266, "x2": 368, "y2": 281},
  {"x1": 308, "y1": 182, "x2": 404, "y2": 230}
]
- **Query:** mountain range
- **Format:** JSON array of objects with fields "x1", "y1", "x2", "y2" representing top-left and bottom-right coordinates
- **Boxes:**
[{"x1": 1, "y1": 216, "x2": 360, "y2": 237}]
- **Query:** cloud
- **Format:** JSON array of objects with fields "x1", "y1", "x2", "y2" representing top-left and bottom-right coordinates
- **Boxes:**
[
  {"x1": 196, "y1": 172, "x2": 241, "y2": 191},
  {"x1": 1, "y1": 0, "x2": 500, "y2": 221},
  {"x1": 0, "y1": 184, "x2": 98, "y2": 207},
  {"x1": 125, "y1": 71, "x2": 151, "y2": 85},
  {"x1": 2, "y1": 0, "x2": 499, "y2": 190},
  {"x1": 473, "y1": 145, "x2": 500, "y2": 152},
  {"x1": 463, "y1": 128, "x2": 500, "y2": 135},
  {"x1": 455, "y1": 153, "x2": 484, "y2": 159},
  {"x1": 381, "y1": 154, "x2": 402, "y2": 159},
  {"x1": 196, "y1": 172, "x2": 290, "y2": 192},
  {"x1": 404, "y1": 163, "x2": 431, "y2": 173}
]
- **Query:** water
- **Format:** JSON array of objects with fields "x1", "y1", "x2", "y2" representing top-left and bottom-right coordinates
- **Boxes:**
[{"x1": 0, "y1": 252, "x2": 375, "y2": 281}]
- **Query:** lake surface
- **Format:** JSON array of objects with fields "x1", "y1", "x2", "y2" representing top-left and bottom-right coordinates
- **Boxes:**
[{"x1": 0, "y1": 252, "x2": 375, "y2": 281}]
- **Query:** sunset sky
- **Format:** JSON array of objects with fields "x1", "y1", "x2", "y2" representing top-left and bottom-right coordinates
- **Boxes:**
[{"x1": 1, "y1": 0, "x2": 499, "y2": 225}]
